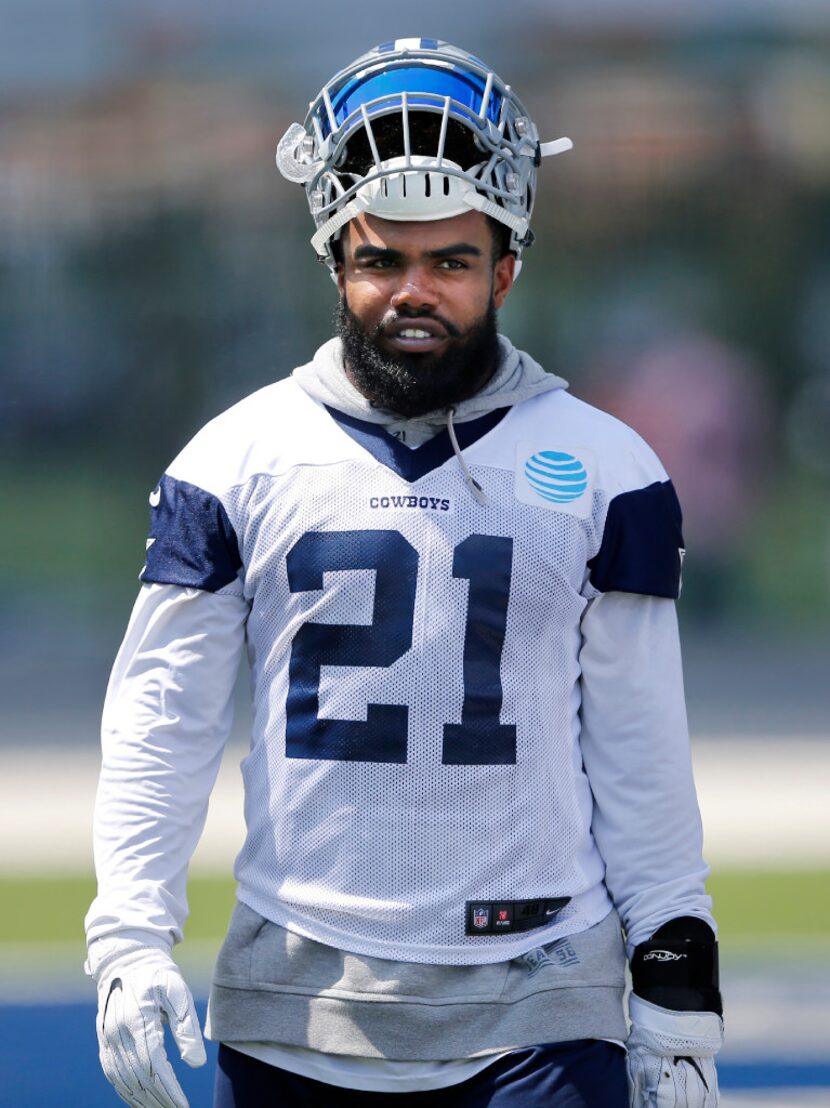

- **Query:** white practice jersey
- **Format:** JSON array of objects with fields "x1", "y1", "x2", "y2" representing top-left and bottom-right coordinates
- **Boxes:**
[{"x1": 121, "y1": 371, "x2": 691, "y2": 964}]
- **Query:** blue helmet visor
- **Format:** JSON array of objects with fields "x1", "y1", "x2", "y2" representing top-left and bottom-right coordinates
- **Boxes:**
[{"x1": 316, "y1": 64, "x2": 503, "y2": 140}]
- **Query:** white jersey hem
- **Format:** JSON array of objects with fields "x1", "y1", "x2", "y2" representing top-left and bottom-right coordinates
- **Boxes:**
[{"x1": 234, "y1": 883, "x2": 613, "y2": 966}]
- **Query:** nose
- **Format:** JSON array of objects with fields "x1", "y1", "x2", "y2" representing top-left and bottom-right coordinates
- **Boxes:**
[{"x1": 390, "y1": 265, "x2": 440, "y2": 313}]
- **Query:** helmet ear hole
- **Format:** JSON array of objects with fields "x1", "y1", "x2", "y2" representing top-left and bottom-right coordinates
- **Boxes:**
[
  {"x1": 443, "y1": 177, "x2": 450, "y2": 196},
  {"x1": 424, "y1": 175, "x2": 431, "y2": 198}
]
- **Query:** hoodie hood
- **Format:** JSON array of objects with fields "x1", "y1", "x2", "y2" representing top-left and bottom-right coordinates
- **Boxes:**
[{"x1": 292, "y1": 335, "x2": 568, "y2": 447}]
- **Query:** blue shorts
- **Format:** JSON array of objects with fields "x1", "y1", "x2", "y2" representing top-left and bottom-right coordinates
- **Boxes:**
[{"x1": 213, "y1": 1039, "x2": 628, "y2": 1106}]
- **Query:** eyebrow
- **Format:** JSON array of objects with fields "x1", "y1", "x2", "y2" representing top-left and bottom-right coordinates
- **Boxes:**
[
  {"x1": 427, "y1": 243, "x2": 482, "y2": 259},
  {"x1": 352, "y1": 242, "x2": 482, "y2": 261}
]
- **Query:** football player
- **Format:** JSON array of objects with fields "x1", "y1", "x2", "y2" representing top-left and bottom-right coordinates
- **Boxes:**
[{"x1": 86, "y1": 38, "x2": 723, "y2": 1107}]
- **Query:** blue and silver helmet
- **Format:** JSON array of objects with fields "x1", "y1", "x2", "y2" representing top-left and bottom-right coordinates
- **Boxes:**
[{"x1": 276, "y1": 37, "x2": 572, "y2": 272}]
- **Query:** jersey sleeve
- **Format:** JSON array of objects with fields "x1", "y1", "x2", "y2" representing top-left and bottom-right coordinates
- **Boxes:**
[
  {"x1": 140, "y1": 473, "x2": 243, "y2": 593},
  {"x1": 88, "y1": 406, "x2": 255, "y2": 948},
  {"x1": 577, "y1": 591, "x2": 715, "y2": 955}
]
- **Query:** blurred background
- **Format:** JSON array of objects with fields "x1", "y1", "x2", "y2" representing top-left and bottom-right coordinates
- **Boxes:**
[{"x1": 1, "y1": 1, "x2": 828, "y2": 1105}]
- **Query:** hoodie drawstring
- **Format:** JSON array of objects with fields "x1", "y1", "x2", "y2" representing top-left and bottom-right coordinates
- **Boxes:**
[{"x1": 447, "y1": 407, "x2": 489, "y2": 507}]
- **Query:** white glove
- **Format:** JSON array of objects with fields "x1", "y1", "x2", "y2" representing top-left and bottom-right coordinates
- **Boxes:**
[
  {"x1": 86, "y1": 935, "x2": 206, "y2": 1108},
  {"x1": 626, "y1": 994, "x2": 723, "y2": 1108}
]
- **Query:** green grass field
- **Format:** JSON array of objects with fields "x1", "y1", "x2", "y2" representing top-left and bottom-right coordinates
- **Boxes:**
[{"x1": 3, "y1": 870, "x2": 828, "y2": 948}]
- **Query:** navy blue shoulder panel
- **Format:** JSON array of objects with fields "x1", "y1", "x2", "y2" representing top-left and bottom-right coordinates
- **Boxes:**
[
  {"x1": 588, "y1": 480, "x2": 684, "y2": 599},
  {"x1": 141, "y1": 474, "x2": 242, "y2": 592}
]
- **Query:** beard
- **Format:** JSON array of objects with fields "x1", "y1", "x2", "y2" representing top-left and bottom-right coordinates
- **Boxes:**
[{"x1": 337, "y1": 296, "x2": 501, "y2": 419}]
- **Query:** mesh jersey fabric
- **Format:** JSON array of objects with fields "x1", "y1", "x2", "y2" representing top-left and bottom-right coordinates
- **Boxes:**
[{"x1": 140, "y1": 372, "x2": 683, "y2": 964}]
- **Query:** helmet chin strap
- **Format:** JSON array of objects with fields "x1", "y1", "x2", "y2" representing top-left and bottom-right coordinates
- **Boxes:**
[
  {"x1": 539, "y1": 137, "x2": 574, "y2": 158},
  {"x1": 461, "y1": 191, "x2": 529, "y2": 240},
  {"x1": 311, "y1": 196, "x2": 370, "y2": 259}
]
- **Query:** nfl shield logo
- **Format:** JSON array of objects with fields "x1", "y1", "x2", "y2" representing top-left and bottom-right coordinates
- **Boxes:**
[{"x1": 473, "y1": 907, "x2": 489, "y2": 930}]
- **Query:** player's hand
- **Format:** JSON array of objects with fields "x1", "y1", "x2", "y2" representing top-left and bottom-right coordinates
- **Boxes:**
[
  {"x1": 626, "y1": 994, "x2": 723, "y2": 1107},
  {"x1": 87, "y1": 936, "x2": 206, "y2": 1108}
]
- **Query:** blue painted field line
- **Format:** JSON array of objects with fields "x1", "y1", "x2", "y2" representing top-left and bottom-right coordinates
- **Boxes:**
[
  {"x1": 0, "y1": 1002, "x2": 827, "y2": 1104},
  {"x1": 719, "y1": 1060, "x2": 830, "y2": 1089},
  {"x1": 0, "y1": 1001, "x2": 217, "y2": 1107}
]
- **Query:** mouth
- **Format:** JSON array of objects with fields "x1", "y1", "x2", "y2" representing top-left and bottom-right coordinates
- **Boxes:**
[{"x1": 382, "y1": 318, "x2": 449, "y2": 354}]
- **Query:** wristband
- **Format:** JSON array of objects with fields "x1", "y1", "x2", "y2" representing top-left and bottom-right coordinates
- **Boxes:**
[{"x1": 631, "y1": 916, "x2": 723, "y2": 1015}]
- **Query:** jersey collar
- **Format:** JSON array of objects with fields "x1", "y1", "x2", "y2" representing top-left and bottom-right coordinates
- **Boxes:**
[{"x1": 324, "y1": 404, "x2": 509, "y2": 483}]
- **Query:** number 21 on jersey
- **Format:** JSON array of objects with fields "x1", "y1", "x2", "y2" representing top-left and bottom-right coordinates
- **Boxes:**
[{"x1": 285, "y1": 529, "x2": 516, "y2": 766}]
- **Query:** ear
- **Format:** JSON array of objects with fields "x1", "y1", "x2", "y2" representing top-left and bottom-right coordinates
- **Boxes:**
[
  {"x1": 336, "y1": 264, "x2": 345, "y2": 295},
  {"x1": 493, "y1": 252, "x2": 516, "y2": 309}
]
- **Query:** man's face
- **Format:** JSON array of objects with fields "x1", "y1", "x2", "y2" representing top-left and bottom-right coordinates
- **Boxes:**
[{"x1": 336, "y1": 210, "x2": 515, "y2": 418}]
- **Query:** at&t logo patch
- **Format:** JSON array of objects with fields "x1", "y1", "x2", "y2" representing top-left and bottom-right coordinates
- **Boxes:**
[
  {"x1": 525, "y1": 451, "x2": 587, "y2": 503},
  {"x1": 515, "y1": 444, "x2": 595, "y2": 517}
]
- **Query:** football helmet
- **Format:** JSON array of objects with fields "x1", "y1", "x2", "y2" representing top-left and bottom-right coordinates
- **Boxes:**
[{"x1": 276, "y1": 37, "x2": 572, "y2": 272}]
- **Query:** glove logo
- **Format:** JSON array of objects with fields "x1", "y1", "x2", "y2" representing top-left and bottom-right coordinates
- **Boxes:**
[
  {"x1": 643, "y1": 949, "x2": 687, "y2": 962},
  {"x1": 524, "y1": 451, "x2": 588, "y2": 504}
]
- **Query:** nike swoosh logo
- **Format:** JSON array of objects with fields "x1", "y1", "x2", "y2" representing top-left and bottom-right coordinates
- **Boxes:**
[{"x1": 149, "y1": 488, "x2": 161, "y2": 507}]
